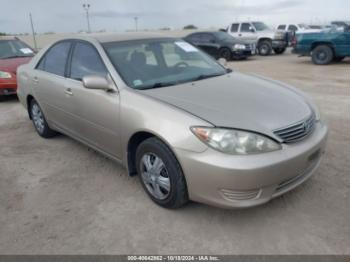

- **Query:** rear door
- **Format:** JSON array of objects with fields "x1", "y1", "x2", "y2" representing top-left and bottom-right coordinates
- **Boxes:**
[
  {"x1": 65, "y1": 41, "x2": 121, "y2": 158},
  {"x1": 33, "y1": 41, "x2": 77, "y2": 132},
  {"x1": 199, "y1": 33, "x2": 220, "y2": 57}
]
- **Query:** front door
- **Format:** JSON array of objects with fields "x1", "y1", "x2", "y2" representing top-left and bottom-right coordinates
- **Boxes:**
[{"x1": 65, "y1": 41, "x2": 121, "y2": 159}]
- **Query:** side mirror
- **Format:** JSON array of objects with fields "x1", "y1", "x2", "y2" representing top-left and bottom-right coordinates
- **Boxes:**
[
  {"x1": 82, "y1": 75, "x2": 115, "y2": 92},
  {"x1": 249, "y1": 27, "x2": 255, "y2": 33},
  {"x1": 218, "y1": 58, "x2": 228, "y2": 67}
]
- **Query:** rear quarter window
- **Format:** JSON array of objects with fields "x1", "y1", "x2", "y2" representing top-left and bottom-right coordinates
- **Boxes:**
[{"x1": 36, "y1": 41, "x2": 71, "y2": 77}]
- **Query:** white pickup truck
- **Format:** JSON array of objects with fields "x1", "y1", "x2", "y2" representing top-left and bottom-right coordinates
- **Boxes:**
[{"x1": 226, "y1": 21, "x2": 288, "y2": 55}]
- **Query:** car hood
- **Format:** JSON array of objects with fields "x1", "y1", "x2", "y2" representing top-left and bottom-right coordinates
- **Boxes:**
[
  {"x1": 142, "y1": 72, "x2": 312, "y2": 137},
  {"x1": 0, "y1": 57, "x2": 32, "y2": 74}
]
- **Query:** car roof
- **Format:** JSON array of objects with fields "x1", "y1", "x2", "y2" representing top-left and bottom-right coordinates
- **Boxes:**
[{"x1": 64, "y1": 32, "x2": 176, "y2": 43}]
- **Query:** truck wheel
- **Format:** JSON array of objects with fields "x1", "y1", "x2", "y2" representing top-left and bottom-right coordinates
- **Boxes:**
[
  {"x1": 333, "y1": 56, "x2": 345, "y2": 62},
  {"x1": 311, "y1": 45, "x2": 334, "y2": 65},
  {"x1": 273, "y1": 48, "x2": 286, "y2": 54},
  {"x1": 219, "y1": 48, "x2": 232, "y2": 61},
  {"x1": 258, "y1": 40, "x2": 272, "y2": 56}
]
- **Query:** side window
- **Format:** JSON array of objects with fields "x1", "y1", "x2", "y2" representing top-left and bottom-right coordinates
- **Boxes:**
[
  {"x1": 188, "y1": 34, "x2": 201, "y2": 42},
  {"x1": 230, "y1": 24, "x2": 239, "y2": 32},
  {"x1": 201, "y1": 34, "x2": 215, "y2": 43},
  {"x1": 278, "y1": 25, "x2": 286, "y2": 30},
  {"x1": 288, "y1": 25, "x2": 298, "y2": 31},
  {"x1": 241, "y1": 23, "x2": 252, "y2": 32},
  {"x1": 37, "y1": 42, "x2": 71, "y2": 76},
  {"x1": 70, "y1": 42, "x2": 107, "y2": 80}
]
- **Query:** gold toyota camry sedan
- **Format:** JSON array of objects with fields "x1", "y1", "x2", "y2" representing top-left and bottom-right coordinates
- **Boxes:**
[{"x1": 17, "y1": 33, "x2": 328, "y2": 209}]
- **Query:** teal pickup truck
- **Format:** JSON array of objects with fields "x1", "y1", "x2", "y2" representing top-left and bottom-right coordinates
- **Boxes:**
[{"x1": 293, "y1": 26, "x2": 350, "y2": 65}]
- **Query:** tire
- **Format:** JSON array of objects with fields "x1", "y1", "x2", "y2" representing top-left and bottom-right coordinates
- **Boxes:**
[
  {"x1": 29, "y1": 99, "x2": 57, "y2": 138},
  {"x1": 258, "y1": 40, "x2": 272, "y2": 56},
  {"x1": 136, "y1": 137, "x2": 188, "y2": 209},
  {"x1": 219, "y1": 48, "x2": 232, "y2": 61},
  {"x1": 311, "y1": 45, "x2": 334, "y2": 65},
  {"x1": 273, "y1": 48, "x2": 286, "y2": 54},
  {"x1": 333, "y1": 56, "x2": 345, "y2": 62}
]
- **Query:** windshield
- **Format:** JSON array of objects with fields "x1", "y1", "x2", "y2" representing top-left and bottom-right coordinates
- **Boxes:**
[
  {"x1": 0, "y1": 40, "x2": 34, "y2": 59},
  {"x1": 252, "y1": 22, "x2": 270, "y2": 31},
  {"x1": 213, "y1": 32, "x2": 235, "y2": 41},
  {"x1": 103, "y1": 38, "x2": 227, "y2": 90}
]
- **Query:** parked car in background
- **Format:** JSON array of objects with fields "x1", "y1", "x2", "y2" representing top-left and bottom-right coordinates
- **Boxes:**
[
  {"x1": 0, "y1": 37, "x2": 34, "y2": 99},
  {"x1": 293, "y1": 26, "x2": 350, "y2": 65},
  {"x1": 331, "y1": 21, "x2": 350, "y2": 28},
  {"x1": 17, "y1": 33, "x2": 328, "y2": 209},
  {"x1": 227, "y1": 21, "x2": 287, "y2": 55},
  {"x1": 184, "y1": 31, "x2": 255, "y2": 60},
  {"x1": 276, "y1": 23, "x2": 322, "y2": 47},
  {"x1": 276, "y1": 23, "x2": 321, "y2": 33}
]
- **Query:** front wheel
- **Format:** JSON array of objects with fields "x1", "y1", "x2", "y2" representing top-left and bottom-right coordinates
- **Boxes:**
[
  {"x1": 136, "y1": 137, "x2": 188, "y2": 209},
  {"x1": 219, "y1": 48, "x2": 232, "y2": 61},
  {"x1": 29, "y1": 99, "x2": 57, "y2": 138},
  {"x1": 273, "y1": 48, "x2": 286, "y2": 54},
  {"x1": 258, "y1": 40, "x2": 272, "y2": 56},
  {"x1": 311, "y1": 45, "x2": 334, "y2": 65}
]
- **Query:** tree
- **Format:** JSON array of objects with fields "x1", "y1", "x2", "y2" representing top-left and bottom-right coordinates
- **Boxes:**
[
  {"x1": 0, "y1": 32, "x2": 7, "y2": 36},
  {"x1": 183, "y1": 25, "x2": 198, "y2": 30}
]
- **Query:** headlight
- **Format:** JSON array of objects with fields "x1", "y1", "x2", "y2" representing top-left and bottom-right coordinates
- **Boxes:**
[
  {"x1": 233, "y1": 44, "x2": 246, "y2": 50},
  {"x1": 191, "y1": 127, "x2": 281, "y2": 155},
  {"x1": 0, "y1": 71, "x2": 12, "y2": 79}
]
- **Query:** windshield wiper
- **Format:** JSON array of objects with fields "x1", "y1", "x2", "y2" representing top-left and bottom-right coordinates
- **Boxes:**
[
  {"x1": 0, "y1": 54, "x2": 33, "y2": 59},
  {"x1": 191, "y1": 72, "x2": 227, "y2": 82},
  {"x1": 137, "y1": 81, "x2": 177, "y2": 90}
]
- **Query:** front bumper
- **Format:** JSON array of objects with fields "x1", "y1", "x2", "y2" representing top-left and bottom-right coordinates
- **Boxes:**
[
  {"x1": 175, "y1": 122, "x2": 328, "y2": 208},
  {"x1": 0, "y1": 78, "x2": 17, "y2": 96}
]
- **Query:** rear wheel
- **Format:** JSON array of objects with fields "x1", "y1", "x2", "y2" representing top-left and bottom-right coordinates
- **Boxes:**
[
  {"x1": 219, "y1": 48, "x2": 232, "y2": 61},
  {"x1": 29, "y1": 99, "x2": 57, "y2": 138},
  {"x1": 311, "y1": 45, "x2": 333, "y2": 65},
  {"x1": 333, "y1": 56, "x2": 345, "y2": 62},
  {"x1": 273, "y1": 48, "x2": 286, "y2": 54},
  {"x1": 258, "y1": 40, "x2": 272, "y2": 56},
  {"x1": 136, "y1": 137, "x2": 188, "y2": 209}
]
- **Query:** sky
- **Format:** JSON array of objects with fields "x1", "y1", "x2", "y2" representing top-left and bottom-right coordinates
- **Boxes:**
[{"x1": 0, "y1": 0, "x2": 349, "y2": 34}]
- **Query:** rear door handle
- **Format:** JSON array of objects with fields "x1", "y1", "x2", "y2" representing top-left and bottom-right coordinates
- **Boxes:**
[
  {"x1": 64, "y1": 88, "x2": 73, "y2": 96},
  {"x1": 33, "y1": 76, "x2": 39, "y2": 83},
  {"x1": 238, "y1": 34, "x2": 242, "y2": 37}
]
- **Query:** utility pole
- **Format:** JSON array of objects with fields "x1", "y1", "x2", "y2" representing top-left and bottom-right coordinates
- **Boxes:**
[
  {"x1": 134, "y1": 17, "x2": 138, "y2": 32},
  {"x1": 29, "y1": 13, "x2": 38, "y2": 51},
  {"x1": 83, "y1": 3, "x2": 91, "y2": 33}
]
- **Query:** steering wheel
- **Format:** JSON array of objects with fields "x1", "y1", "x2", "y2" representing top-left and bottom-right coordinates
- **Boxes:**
[{"x1": 174, "y1": 61, "x2": 189, "y2": 68}]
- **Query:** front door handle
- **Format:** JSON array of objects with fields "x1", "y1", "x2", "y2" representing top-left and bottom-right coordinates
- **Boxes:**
[
  {"x1": 238, "y1": 34, "x2": 242, "y2": 37},
  {"x1": 64, "y1": 88, "x2": 73, "y2": 96}
]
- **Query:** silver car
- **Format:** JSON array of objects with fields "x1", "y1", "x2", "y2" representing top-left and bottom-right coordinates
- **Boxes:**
[{"x1": 17, "y1": 33, "x2": 328, "y2": 209}]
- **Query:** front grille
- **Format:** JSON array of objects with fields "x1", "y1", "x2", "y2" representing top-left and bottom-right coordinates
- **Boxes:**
[
  {"x1": 273, "y1": 113, "x2": 316, "y2": 143},
  {"x1": 220, "y1": 189, "x2": 260, "y2": 201}
]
